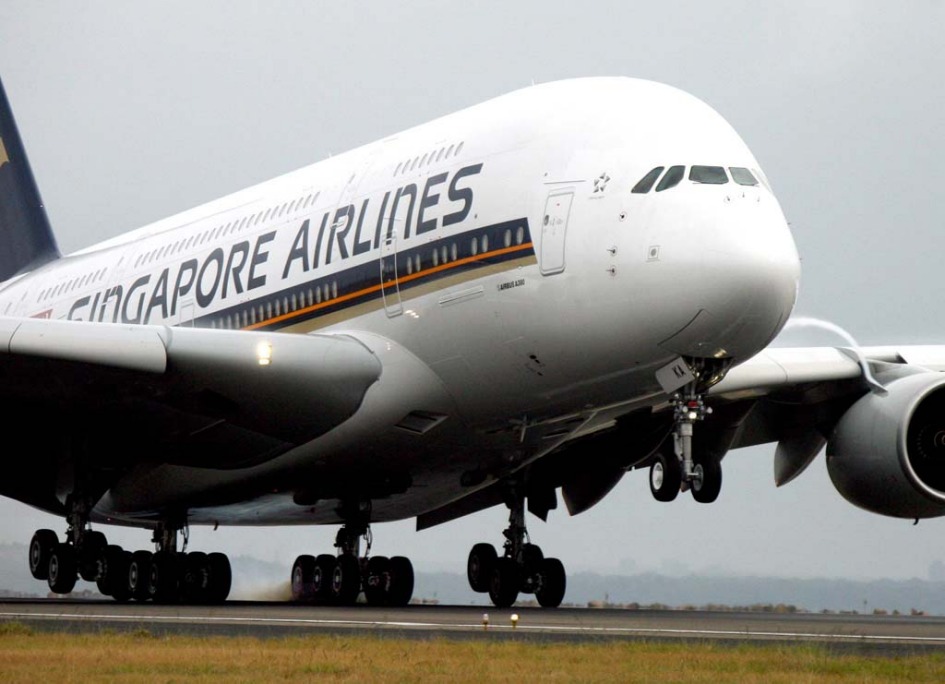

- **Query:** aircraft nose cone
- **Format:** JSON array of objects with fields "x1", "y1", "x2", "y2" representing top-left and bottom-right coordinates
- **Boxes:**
[{"x1": 660, "y1": 195, "x2": 800, "y2": 360}]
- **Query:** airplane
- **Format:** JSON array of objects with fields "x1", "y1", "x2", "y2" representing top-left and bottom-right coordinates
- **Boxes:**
[{"x1": 1, "y1": 73, "x2": 943, "y2": 609}]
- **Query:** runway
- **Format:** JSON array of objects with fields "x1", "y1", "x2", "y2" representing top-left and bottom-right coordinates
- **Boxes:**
[{"x1": 3, "y1": 599, "x2": 945, "y2": 653}]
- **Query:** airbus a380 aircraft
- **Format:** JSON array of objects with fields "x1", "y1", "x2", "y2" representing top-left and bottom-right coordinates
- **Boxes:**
[{"x1": 1, "y1": 75, "x2": 943, "y2": 609}]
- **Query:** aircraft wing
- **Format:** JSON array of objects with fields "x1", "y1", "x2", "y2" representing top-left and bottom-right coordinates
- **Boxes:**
[
  {"x1": 441, "y1": 344, "x2": 945, "y2": 528},
  {"x1": 0, "y1": 317, "x2": 381, "y2": 513}
]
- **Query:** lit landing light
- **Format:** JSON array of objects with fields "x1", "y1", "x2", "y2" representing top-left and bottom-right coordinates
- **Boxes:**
[
  {"x1": 256, "y1": 341, "x2": 272, "y2": 366},
  {"x1": 404, "y1": 309, "x2": 420, "y2": 319}
]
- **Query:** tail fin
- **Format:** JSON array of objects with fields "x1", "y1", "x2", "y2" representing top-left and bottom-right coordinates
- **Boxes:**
[{"x1": 0, "y1": 76, "x2": 60, "y2": 281}]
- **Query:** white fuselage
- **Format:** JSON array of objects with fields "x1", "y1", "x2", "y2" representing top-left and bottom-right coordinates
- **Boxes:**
[{"x1": 0, "y1": 78, "x2": 801, "y2": 525}]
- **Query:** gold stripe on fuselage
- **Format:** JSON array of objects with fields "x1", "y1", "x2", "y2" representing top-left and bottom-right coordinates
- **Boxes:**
[{"x1": 246, "y1": 242, "x2": 537, "y2": 333}]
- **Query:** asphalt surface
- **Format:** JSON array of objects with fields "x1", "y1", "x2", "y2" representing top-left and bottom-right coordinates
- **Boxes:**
[{"x1": 3, "y1": 599, "x2": 945, "y2": 654}]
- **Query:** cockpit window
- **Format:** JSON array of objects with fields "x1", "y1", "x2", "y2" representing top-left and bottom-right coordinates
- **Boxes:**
[
  {"x1": 655, "y1": 165, "x2": 685, "y2": 192},
  {"x1": 689, "y1": 166, "x2": 728, "y2": 184},
  {"x1": 729, "y1": 167, "x2": 759, "y2": 186},
  {"x1": 631, "y1": 167, "x2": 664, "y2": 194}
]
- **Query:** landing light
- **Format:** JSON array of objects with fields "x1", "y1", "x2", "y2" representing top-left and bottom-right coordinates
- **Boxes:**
[{"x1": 256, "y1": 341, "x2": 273, "y2": 366}]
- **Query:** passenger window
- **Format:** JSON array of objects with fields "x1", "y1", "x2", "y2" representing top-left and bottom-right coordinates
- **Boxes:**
[
  {"x1": 729, "y1": 167, "x2": 759, "y2": 186},
  {"x1": 655, "y1": 165, "x2": 685, "y2": 192},
  {"x1": 689, "y1": 166, "x2": 728, "y2": 185},
  {"x1": 632, "y1": 167, "x2": 665, "y2": 194}
]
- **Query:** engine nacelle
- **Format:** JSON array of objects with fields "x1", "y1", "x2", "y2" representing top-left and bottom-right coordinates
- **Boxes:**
[{"x1": 827, "y1": 371, "x2": 945, "y2": 519}]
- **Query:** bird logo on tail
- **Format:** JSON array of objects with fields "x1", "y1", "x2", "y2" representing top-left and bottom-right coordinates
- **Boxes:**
[{"x1": 0, "y1": 136, "x2": 8, "y2": 168}]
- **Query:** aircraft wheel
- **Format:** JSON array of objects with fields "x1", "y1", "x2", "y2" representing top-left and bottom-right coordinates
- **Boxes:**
[
  {"x1": 129, "y1": 550, "x2": 153, "y2": 601},
  {"x1": 207, "y1": 552, "x2": 231, "y2": 603},
  {"x1": 387, "y1": 556, "x2": 414, "y2": 607},
  {"x1": 535, "y1": 557, "x2": 566, "y2": 608},
  {"x1": 29, "y1": 529, "x2": 58, "y2": 580},
  {"x1": 291, "y1": 555, "x2": 316, "y2": 602},
  {"x1": 331, "y1": 555, "x2": 361, "y2": 605},
  {"x1": 312, "y1": 554, "x2": 335, "y2": 601},
  {"x1": 149, "y1": 551, "x2": 181, "y2": 603},
  {"x1": 111, "y1": 551, "x2": 133, "y2": 602},
  {"x1": 650, "y1": 451, "x2": 681, "y2": 502},
  {"x1": 105, "y1": 548, "x2": 132, "y2": 602},
  {"x1": 363, "y1": 556, "x2": 390, "y2": 606},
  {"x1": 78, "y1": 531, "x2": 108, "y2": 582},
  {"x1": 47, "y1": 543, "x2": 77, "y2": 595},
  {"x1": 467, "y1": 543, "x2": 497, "y2": 593},
  {"x1": 691, "y1": 458, "x2": 722, "y2": 504},
  {"x1": 180, "y1": 552, "x2": 209, "y2": 603},
  {"x1": 489, "y1": 557, "x2": 519, "y2": 608},
  {"x1": 96, "y1": 545, "x2": 124, "y2": 596},
  {"x1": 522, "y1": 544, "x2": 544, "y2": 574}
]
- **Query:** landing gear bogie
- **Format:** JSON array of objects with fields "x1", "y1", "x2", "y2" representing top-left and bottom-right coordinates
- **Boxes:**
[{"x1": 467, "y1": 485, "x2": 568, "y2": 608}]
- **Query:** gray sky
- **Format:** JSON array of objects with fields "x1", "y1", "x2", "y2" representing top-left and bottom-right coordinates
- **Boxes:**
[{"x1": 0, "y1": 2, "x2": 944, "y2": 582}]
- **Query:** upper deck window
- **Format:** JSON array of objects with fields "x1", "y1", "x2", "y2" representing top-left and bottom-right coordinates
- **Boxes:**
[
  {"x1": 689, "y1": 166, "x2": 728, "y2": 184},
  {"x1": 632, "y1": 167, "x2": 664, "y2": 194},
  {"x1": 729, "y1": 167, "x2": 759, "y2": 186},
  {"x1": 655, "y1": 165, "x2": 685, "y2": 192}
]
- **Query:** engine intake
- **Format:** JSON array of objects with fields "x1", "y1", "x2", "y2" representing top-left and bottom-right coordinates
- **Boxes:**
[{"x1": 827, "y1": 371, "x2": 945, "y2": 519}]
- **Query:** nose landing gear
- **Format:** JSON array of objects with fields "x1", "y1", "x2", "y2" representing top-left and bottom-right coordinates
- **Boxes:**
[{"x1": 649, "y1": 383, "x2": 723, "y2": 504}]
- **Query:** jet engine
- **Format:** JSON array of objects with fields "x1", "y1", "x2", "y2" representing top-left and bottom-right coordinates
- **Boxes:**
[{"x1": 827, "y1": 370, "x2": 945, "y2": 519}]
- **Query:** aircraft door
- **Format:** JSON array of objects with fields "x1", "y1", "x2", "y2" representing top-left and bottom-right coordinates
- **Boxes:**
[
  {"x1": 380, "y1": 226, "x2": 403, "y2": 317},
  {"x1": 540, "y1": 191, "x2": 573, "y2": 275}
]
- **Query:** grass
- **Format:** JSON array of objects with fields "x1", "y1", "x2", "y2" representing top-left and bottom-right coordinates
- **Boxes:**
[{"x1": 2, "y1": 622, "x2": 945, "y2": 682}]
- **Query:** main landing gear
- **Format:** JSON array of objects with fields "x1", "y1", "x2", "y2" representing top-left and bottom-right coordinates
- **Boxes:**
[
  {"x1": 649, "y1": 388, "x2": 722, "y2": 504},
  {"x1": 291, "y1": 515, "x2": 415, "y2": 606},
  {"x1": 466, "y1": 489, "x2": 566, "y2": 608},
  {"x1": 27, "y1": 500, "x2": 231, "y2": 603}
]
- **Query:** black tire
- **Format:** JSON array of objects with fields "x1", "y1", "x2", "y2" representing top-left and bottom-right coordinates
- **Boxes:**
[
  {"x1": 312, "y1": 554, "x2": 336, "y2": 601},
  {"x1": 489, "y1": 557, "x2": 519, "y2": 608},
  {"x1": 207, "y1": 552, "x2": 231, "y2": 603},
  {"x1": 110, "y1": 551, "x2": 133, "y2": 602},
  {"x1": 101, "y1": 548, "x2": 132, "y2": 602},
  {"x1": 96, "y1": 544, "x2": 124, "y2": 596},
  {"x1": 291, "y1": 555, "x2": 316, "y2": 602},
  {"x1": 79, "y1": 531, "x2": 108, "y2": 582},
  {"x1": 331, "y1": 555, "x2": 361, "y2": 605},
  {"x1": 650, "y1": 451, "x2": 681, "y2": 502},
  {"x1": 387, "y1": 556, "x2": 414, "y2": 607},
  {"x1": 29, "y1": 529, "x2": 58, "y2": 580},
  {"x1": 149, "y1": 551, "x2": 181, "y2": 603},
  {"x1": 535, "y1": 557, "x2": 566, "y2": 608},
  {"x1": 522, "y1": 543, "x2": 544, "y2": 575},
  {"x1": 691, "y1": 457, "x2": 722, "y2": 504},
  {"x1": 47, "y1": 543, "x2": 77, "y2": 595},
  {"x1": 181, "y1": 552, "x2": 209, "y2": 603},
  {"x1": 363, "y1": 556, "x2": 390, "y2": 606},
  {"x1": 467, "y1": 543, "x2": 497, "y2": 593},
  {"x1": 129, "y1": 550, "x2": 153, "y2": 601}
]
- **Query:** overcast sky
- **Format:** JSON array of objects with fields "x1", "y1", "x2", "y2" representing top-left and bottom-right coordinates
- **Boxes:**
[{"x1": 1, "y1": 2, "x2": 944, "y2": 585}]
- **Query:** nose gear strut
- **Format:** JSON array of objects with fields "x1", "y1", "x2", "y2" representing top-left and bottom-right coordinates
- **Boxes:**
[
  {"x1": 672, "y1": 388, "x2": 712, "y2": 491},
  {"x1": 650, "y1": 358, "x2": 727, "y2": 504}
]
